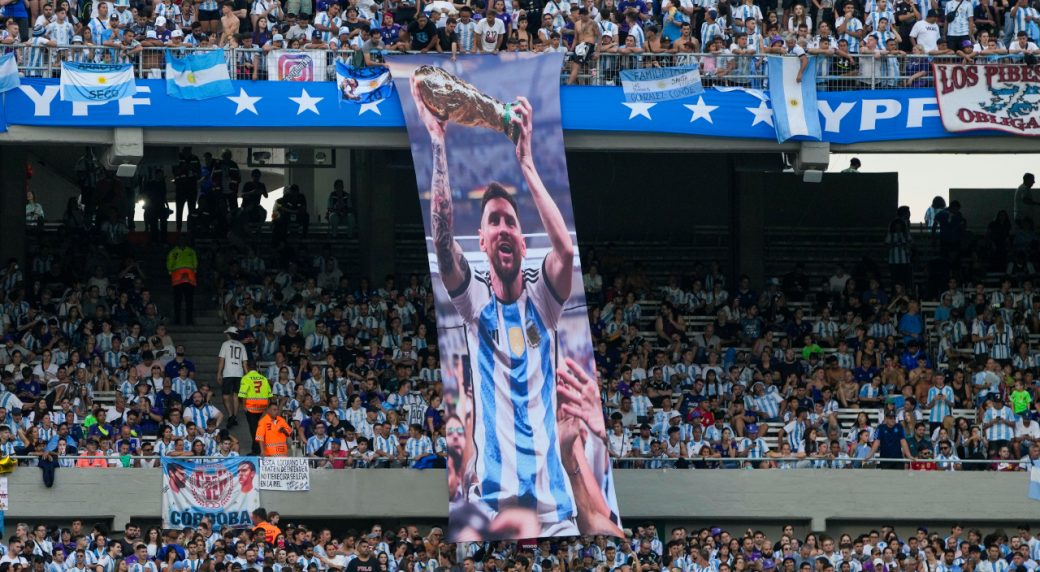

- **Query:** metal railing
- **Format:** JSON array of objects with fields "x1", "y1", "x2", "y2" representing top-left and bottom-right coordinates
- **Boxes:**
[
  {"x1": 4, "y1": 44, "x2": 991, "y2": 90},
  {"x1": 6, "y1": 454, "x2": 1036, "y2": 470},
  {"x1": 609, "y1": 456, "x2": 1038, "y2": 469}
]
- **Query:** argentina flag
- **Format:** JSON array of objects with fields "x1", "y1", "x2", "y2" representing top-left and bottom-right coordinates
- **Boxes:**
[
  {"x1": 0, "y1": 53, "x2": 19, "y2": 94},
  {"x1": 60, "y1": 61, "x2": 136, "y2": 102},
  {"x1": 767, "y1": 55, "x2": 821, "y2": 143},
  {"x1": 1031, "y1": 467, "x2": 1040, "y2": 501},
  {"x1": 335, "y1": 61, "x2": 393, "y2": 104},
  {"x1": 166, "y1": 50, "x2": 233, "y2": 100}
]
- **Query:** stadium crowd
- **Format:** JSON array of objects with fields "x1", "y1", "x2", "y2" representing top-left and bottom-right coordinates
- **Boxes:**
[
  {"x1": 3, "y1": 0, "x2": 1040, "y2": 87},
  {"x1": 2, "y1": 170, "x2": 1040, "y2": 473},
  {"x1": 0, "y1": 516, "x2": 1040, "y2": 572}
]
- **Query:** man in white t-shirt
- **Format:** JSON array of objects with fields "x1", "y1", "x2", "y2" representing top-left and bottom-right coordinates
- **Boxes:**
[
  {"x1": 909, "y1": 9, "x2": 940, "y2": 52},
  {"x1": 1010, "y1": 30, "x2": 1040, "y2": 53},
  {"x1": 1015, "y1": 414, "x2": 1040, "y2": 456},
  {"x1": 217, "y1": 327, "x2": 249, "y2": 429},
  {"x1": 475, "y1": 8, "x2": 506, "y2": 52}
]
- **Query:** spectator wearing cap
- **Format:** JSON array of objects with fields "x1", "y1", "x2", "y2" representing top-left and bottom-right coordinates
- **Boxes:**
[
  {"x1": 909, "y1": 8, "x2": 940, "y2": 51},
  {"x1": 218, "y1": 327, "x2": 249, "y2": 428},
  {"x1": 867, "y1": 410, "x2": 911, "y2": 469}
]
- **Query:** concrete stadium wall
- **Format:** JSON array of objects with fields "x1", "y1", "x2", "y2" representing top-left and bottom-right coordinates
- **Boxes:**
[
  {"x1": 7, "y1": 468, "x2": 1037, "y2": 534},
  {"x1": 949, "y1": 188, "x2": 1016, "y2": 232}
]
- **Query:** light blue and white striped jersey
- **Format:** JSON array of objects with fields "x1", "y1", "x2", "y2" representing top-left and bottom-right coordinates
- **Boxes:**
[
  {"x1": 374, "y1": 433, "x2": 399, "y2": 457},
  {"x1": 935, "y1": 452, "x2": 960, "y2": 471},
  {"x1": 988, "y1": 323, "x2": 1013, "y2": 360},
  {"x1": 837, "y1": 15, "x2": 863, "y2": 52},
  {"x1": 103, "y1": 350, "x2": 125, "y2": 370},
  {"x1": 184, "y1": 404, "x2": 219, "y2": 428},
  {"x1": 450, "y1": 265, "x2": 575, "y2": 521},
  {"x1": 306, "y1": 434, "x2": 334, "y2": 455},
  {"x1": 784, "y1": 420, "x2": 806, "y2": 451},
  {"x1": 95, "y1": 332, "x2": 114, "y2": 352},
  {"x1": 976, "y1": 559, "x2": 1010, "y2": 572},
  {"x1": 272, "y1": 379, "x2": 295, "y2": 399},
  {"x1": 314, "y1": 11, "x2": 341, "y2": 42},
  {"x1": 927, "y1": 385, "x2": 954, "y2": 423},
  {"x1": 1013, "y1": 6, "x2": 1040, "y2": 38},
  {"x1": 945, "y1": 0, "x2": 973, "y2": 35},
  {"x1": 971, "y1": 318, "x2": 990, "y2": 355},
  {"x1": 738, "y1": 436, "x2": 769, "y2": 458},
  {"x1": 455, "y1": 19, "x2": 477, "y2": 51},
  {"x1": 130, "y1": 561, "x2": 159, "y2": 572},
  {"x1": 733, "y1": 3, "x2": 761, "y2": 32},
  {"x1": 47, "y1": 20, "x2": 75, "y2": 45},
  {"x1": 404, "y1": 434, "x2": 432, "y2": 462},
  {"x1": 983, "y1": 405, "x2": 1015, "y2": 441},
  {"x1": 172, "y1": 377, "x2": 197, "y2": 402},
  {"x1": 87, "y1": 17, "x2": 108, "y2": 47},
  {"x1": 168, "y1": 423, "x2": 188, "y2": 438},
  {"x1": 704, "y1": 423, "x2": 730, "y2": 443},
  {"x1": 155, "y1": 1, "x2": 181, "y2": 22},
  {"x1": 867, "y1": 320, "x2": 895, "y2": 339},
  {"x1": 866, "y1": 9, "x2": 894, "y2": 31},
  {"x1": 631, "y1": 394, "x2": 652, "y2": 418},
  {"x1": 748, "y1": 386, "x2": 782, "y2": 419},
  {"x1": 344, "y1": 406, "x2": 367, "y2": 431}
]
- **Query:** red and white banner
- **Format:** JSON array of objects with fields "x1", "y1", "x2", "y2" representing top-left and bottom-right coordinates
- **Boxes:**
[{"x1": 933, "y1": 63, "x2": 1040, "y2": 136}]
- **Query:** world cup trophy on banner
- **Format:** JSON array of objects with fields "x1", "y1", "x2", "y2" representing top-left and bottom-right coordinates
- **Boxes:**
[{"x1": 412, "y1": 65, "x2": 522, "y2": 144}]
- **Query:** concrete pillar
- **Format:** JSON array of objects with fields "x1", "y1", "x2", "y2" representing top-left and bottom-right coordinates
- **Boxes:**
[
  {"x1": 0, "y1": 147, "x2": 27, "y2": 268},
  {"x1": 285, "y1": 149, "x2": 316, "y2": 222},
  {"x1": 311, "y1": 149, "x2": 351, "y2": 224},
  {"x1": 354, "y1": 150, "x2": 395, "y2": 281},
  {"x1": 732, "y1": 171, "x2": 766, "y2": 286}
]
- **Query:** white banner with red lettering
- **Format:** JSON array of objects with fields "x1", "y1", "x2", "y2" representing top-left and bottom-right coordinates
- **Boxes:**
[{"x1": 933, "y1": 63, "x2": 1040, "y2": 136}]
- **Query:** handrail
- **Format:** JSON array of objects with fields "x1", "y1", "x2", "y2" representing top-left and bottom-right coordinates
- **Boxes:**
[
  {"x1": 2, "y1": 45, "x2": 992, "y2": 90},
  {"x1": 7, "y1": 454, "x2": 1034, "y2": 468}
]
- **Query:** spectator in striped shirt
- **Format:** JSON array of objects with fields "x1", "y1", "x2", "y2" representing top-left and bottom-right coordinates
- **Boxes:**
[
  {"x1": 404, "y1": 423, "x2": 432, "y2": 466},
  {"x1": 982, "y1": 396, "x2": 1016, "y2": 455}
]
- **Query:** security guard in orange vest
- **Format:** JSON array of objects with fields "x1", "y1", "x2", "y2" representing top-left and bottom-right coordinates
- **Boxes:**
[
  {"x1": 251, "y1": 508, "x2": 282, "y2": 543},
  {"x1": 238, "y1": 370, "x2": 272, "y2": 456},
  {"x1": 166, "y1": 235, "x2": 198, "y2": 326},
  {"x1": 255, "y1": 403, "x2": 291, "y2": 457}
]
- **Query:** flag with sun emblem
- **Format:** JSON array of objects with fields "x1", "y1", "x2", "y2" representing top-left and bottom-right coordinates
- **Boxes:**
[
  {"x1": 335, "y1": 61, "x2": 394, "y2": 105},
  {"x1": 619, "y1": 64, "x2": 703, "y2": 103},
  {"x1": 60, "y1": 61, "x2": 136, "y2": 102},
  {"x1": 767, "y1": 55, "x2": 821, "y2": 143},
  {"x1": 165, "y1": 50, "x2": 234, "y2": 100}
]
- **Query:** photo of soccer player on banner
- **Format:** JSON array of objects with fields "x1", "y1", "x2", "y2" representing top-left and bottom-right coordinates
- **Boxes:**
[{"x1": 388, "y1": 53, "x2": 624, "y2": 543}]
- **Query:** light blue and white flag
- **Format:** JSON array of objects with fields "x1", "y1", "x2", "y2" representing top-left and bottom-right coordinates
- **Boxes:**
[
  {"x1": 1030, "y1": 467, "x2": 1040, "y2": 501},
  {"x1": 165, "y1": 50, "x2": 233, "y2": 100},
  {"x1": 60, "y1": 61, "x2": 136, "y2": 102},
  {"x1": 620, "y1": 64, "x2": 703, "y2": 102},
  {"x1": 334, "y1": 61, "x2": 393, "y2": 104},
  {"x1": 767, "y1": 55, "x2": 821, "y2": 143},
  {"x1": 0, "y1": 53, "x2": 19, "y2": 94}
]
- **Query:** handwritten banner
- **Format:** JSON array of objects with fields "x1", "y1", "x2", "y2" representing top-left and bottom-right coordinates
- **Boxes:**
[
  {"x1": 259, "y1": 457, "x2": 310, "y2": 491},
  {"x1": 620, "y1": 64, "x2": 704, "y2": 102}
]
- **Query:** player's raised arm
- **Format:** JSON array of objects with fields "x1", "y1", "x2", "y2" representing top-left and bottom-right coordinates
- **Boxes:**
[
  {"x1": 512, "y1": 96, "x2": 574, "y2": 300},
  {"x1": 412, "y1": 76, "x2": 469, "y2": 295}
]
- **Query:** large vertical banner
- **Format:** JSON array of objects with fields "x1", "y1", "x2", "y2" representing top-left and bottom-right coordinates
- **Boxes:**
[
  {"x1": 389, "y1": 53, "x2": 623, "y2": 542},
  {"x1": 161, "y1": 458, "x2": 260, "y2": 530}
]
